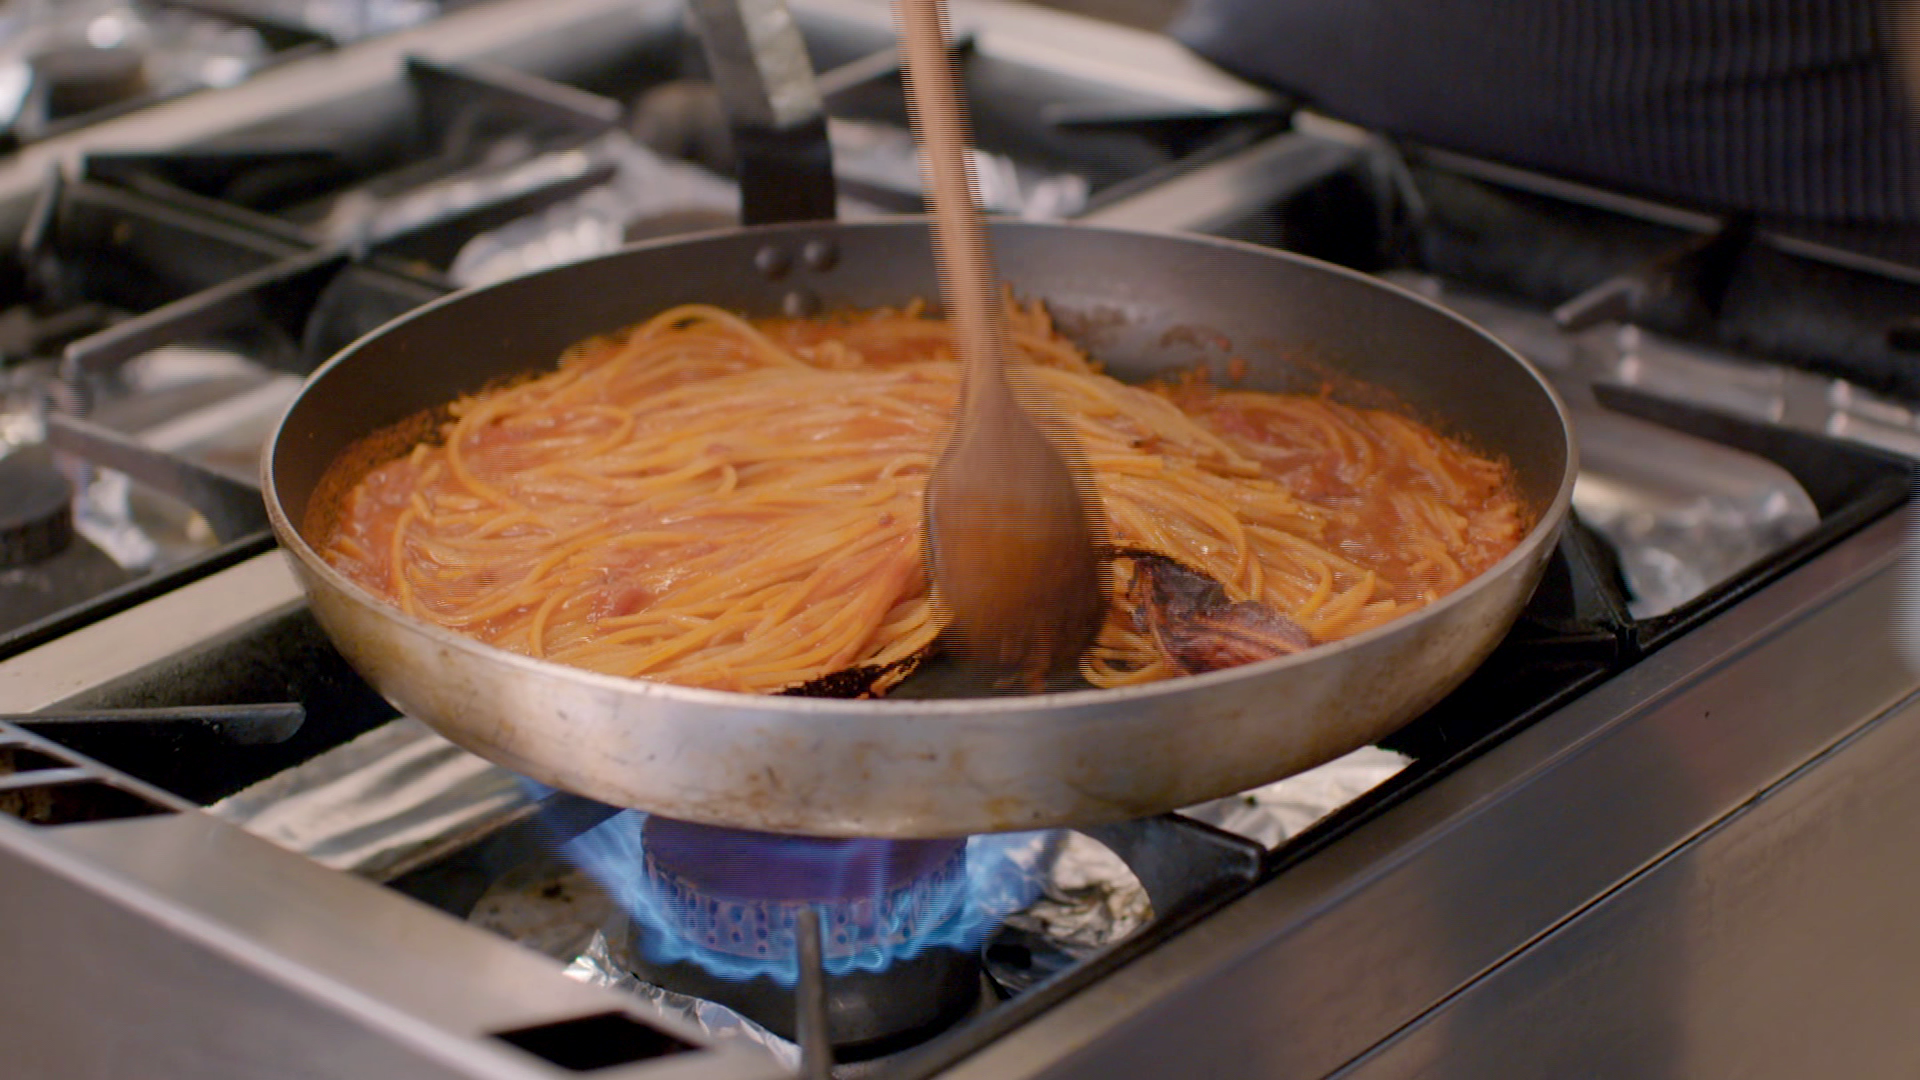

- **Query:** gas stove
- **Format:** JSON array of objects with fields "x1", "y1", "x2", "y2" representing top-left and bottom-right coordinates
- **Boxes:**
[{"x1": 3, "y1": 2, "x2": 1920, "y2": 1079}]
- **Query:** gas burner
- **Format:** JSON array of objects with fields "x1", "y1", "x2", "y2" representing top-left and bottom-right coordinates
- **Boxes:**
[
  {"x1": 33, "y1": 42, "x2": 152, "y2": 120},
  {"x1": 0, "y1": 446, "x2": 130, "y2": 637},
  {"x1": 0, "y1": 449, "x2": 76, "y2": 567},
  {"x1": 605, "y1": 817, "x2": 982, "y2": 1056}
]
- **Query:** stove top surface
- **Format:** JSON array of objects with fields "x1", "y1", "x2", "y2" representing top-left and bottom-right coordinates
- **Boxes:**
[{"x1": 0, "y1": 2, "x2": 1916, "y2": 1078}]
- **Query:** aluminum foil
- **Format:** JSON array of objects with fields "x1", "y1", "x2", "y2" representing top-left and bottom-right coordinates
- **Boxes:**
[
  {"x1": 1569, "y1": 408, "x2": 1819, "y2": 618},
  {"x1": 448, "y1": 134, "x2": 742, "y2": 288},
  {"x1": 447, "y1": 127, "x2": 1089, "y2": 289},
  {"x1": 211, "y1": 718, "x2": 536, "y2": 881},
  {"x1": 998, "y1": 830, "x2": 1150, "y2": 950},
  {"x1": 1383, "y1": 272, "x2": 1825, "y2": 619},
  {"x1": 3, "y1": 346, "x2": 291, "y2": 575},
  {"x1": 324, "y1": 143, "x2": 622, "y2": 257},
  {"x1": 295, "y1": 0, "x2": 440, "y2": 42},
  {"x1": 568, "y1": 931, "x2": 805, "y2": 1070},
  {"x1": 205, "y1": 708, "x2": 1415, "y2": 1073},
  {"x1": 826, "y1": 118, "x2": 1089, "y2": 221},
  {"x1": 1181, "y1": 746, "x2": 1411, "y2": 849},
  {"x1": 0, "y1": 361, "x2": 49, "y2": 459},
  {"x1": 551, "y1": 810, "x2": 1483, "y2": 1061}
]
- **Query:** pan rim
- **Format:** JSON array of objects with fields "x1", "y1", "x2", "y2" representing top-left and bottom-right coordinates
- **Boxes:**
[{"x1": 263, "y1": 218, "x2": 1578, "y2": 719}]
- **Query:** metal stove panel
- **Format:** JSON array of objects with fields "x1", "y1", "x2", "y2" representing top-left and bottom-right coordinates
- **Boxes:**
[
  {"x1": 1335, "y1": 681, "x2": 1920, "y2": 1080},
  {"x1": 0, "y1": 552, "x2": 301, "y2": 710},
  {"x1": 0, "y1": 801, "x2": 783, "y2": 1079}
]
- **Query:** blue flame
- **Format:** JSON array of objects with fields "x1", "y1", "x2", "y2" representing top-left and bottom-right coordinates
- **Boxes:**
[{"x1": 559, "y1": 809, "x2": 1050, "y2": 987}]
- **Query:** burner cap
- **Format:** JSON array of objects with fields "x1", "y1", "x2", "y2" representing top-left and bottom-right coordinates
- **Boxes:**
[
  {"x1": 34, "y1": 43, "x2": 150, "y2": 117},
  {"x1": 0, "y1": 452, "x2": 74, "y2": 566},
  {"x1": 641, "y1": 818, "x2": 965, "y2": 902}
]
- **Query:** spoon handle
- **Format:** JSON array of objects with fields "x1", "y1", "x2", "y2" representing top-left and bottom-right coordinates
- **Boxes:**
[{"x1": 894, "y1": 0, "x2": 1010, "y2": 411}]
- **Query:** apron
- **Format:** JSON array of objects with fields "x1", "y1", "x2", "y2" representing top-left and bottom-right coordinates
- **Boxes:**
[{"x1": 1172, "y1": 0, "x2": 1920, "y2": 224}]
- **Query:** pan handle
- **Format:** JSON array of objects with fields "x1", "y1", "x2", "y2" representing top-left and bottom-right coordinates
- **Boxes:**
[{"x1": 686, "y1": 0, "x2": 839, "y2": 226}]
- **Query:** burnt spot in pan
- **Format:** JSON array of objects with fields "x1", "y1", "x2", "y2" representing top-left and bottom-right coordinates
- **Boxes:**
[
  {"x1": 779, "y1": 652, "x2": 930, "y2": 699},
  {"x1": 1116, "y1": 549, "x2": 1313, "y2": 676}
]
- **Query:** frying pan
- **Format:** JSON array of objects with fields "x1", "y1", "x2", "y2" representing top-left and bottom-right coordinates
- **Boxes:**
[{"x1": 260, "y1": 4, "x2": 1575, "y2": 839}]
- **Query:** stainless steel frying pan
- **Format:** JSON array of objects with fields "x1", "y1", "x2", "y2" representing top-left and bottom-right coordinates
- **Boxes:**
[
  {"x1": 260, "y1": 1, "x2": 1574, "y2": 838},
  {"x1": 263, "y1": 217, "x2": 1574, "y2": 838}
]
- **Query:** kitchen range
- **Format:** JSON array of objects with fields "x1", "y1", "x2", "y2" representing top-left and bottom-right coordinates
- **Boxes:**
[{"x1": 2, "y1": 1, "x2": 1919, "y2": 1078}]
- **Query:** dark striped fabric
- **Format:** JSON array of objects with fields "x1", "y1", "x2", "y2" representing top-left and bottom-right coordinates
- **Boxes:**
[{"x1": 1172, "y1": 0, "x2": 1920, "y2": 223}]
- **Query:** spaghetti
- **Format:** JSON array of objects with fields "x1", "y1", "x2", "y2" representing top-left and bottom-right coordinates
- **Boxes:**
[{"x1": 319, "y1": 300, "x2": 1528, "y2": 693}]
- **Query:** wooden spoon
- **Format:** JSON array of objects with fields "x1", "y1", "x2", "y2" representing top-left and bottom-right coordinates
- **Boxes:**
[{"x1": 895, "y1": 0, "x2": 1107, "y2": 682}]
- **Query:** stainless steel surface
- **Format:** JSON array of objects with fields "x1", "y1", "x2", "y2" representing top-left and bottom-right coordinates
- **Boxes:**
[
  {"x1": 1337, "y1": 665, "x2": 1920, "y2": 1079},
  {"x1": 6, "y1": 499, "x2": 1902, "y2": 1080},
  {"x1": 0, "y1": 552, "x2": 302, "y2": 710},
  {"x1": 940, "y1": 509, "x2": 1914, "y2": 1079},
  {"x1": 263, "y1": 221, "x2": 1575, "y2": 838},
  {"x1": 691, "y1": 0, "x2": 826, "y2": 132},
  {"x1": 1079, "y1": 132, "x2": 1362, "y2": 234},
  {"x1": 0, "y1": 796, "x2": 778, "y2": 1079}
]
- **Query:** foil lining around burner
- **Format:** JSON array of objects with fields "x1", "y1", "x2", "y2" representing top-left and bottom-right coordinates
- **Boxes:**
[
  {"x1": 212, "y1": 718, "x2": 535, "y2": 880},
  {"x1": 569, "y1": 932, "x2": 805, "y2": 1072},
  {"x1": 1182, "y1": 745, "x2": 1411, "y2": 849}
]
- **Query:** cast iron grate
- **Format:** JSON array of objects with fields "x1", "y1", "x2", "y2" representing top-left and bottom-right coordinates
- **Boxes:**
[{"x1": 0, "y1": 727, "x2": 185, "y2": 825}]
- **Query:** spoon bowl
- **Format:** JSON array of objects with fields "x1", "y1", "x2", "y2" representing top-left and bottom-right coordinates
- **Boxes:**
[{"x1": 922, "y1": 371, "x2": 1107, "y2": 680}]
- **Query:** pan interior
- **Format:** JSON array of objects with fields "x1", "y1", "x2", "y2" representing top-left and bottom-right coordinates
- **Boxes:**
[{"x1": 271, "y1": 222, "x2": 1570, "y2": 702}]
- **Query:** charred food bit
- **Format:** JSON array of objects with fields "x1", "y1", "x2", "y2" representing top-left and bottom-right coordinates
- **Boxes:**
[
  {"x1": 779, "y1": 652, "x2": 929, "y2": 699},
  {"x1": 1121, "y1": 550, "x2": 1314, "y2": 676}
]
